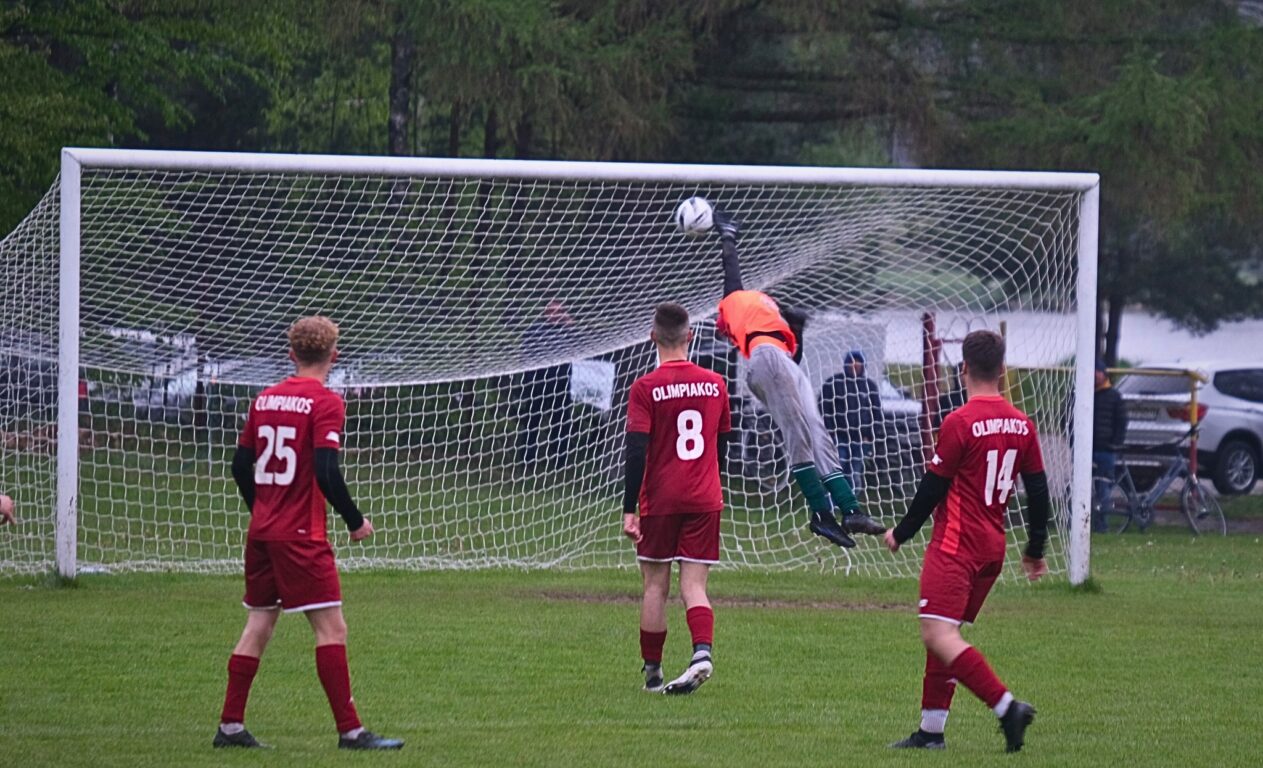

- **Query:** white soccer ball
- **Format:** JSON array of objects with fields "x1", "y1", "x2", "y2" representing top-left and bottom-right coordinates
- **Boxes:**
[{"x1": 674, "y1": 196, "x2": 713, "y2": 237}]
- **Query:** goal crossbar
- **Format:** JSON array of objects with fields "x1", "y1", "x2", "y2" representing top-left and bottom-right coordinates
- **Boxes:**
[{"x1": 63, "y1": 148, "x2": 1100, "y2": 191}]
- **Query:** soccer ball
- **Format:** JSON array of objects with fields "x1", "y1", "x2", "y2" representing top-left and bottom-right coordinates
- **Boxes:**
[{"x1": 674, "y1": 196, "x2": 713, "y2": 237}]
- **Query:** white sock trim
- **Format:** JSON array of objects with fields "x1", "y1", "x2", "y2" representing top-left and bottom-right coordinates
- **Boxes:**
[
  {"x1": 993, "y1": 691, "x2": 1014, "y2": 718},
  {"x1": 920, "y1": 709, "x2": 949, "y2": 734},
  {"x1": 341, "y1": 726, "x2": 365, "y2": 740},
  {"x1": 219, "y1": 722, "x2": 245, "y2": 735}
]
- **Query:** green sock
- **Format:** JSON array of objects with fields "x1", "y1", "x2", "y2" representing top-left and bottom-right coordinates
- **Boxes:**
[
  {"x1": 791, "y1": 463, "x2": 832, "y2": 515},
  {"x1": 822, "y1": 472, "x2": 859, "y2": 514}
]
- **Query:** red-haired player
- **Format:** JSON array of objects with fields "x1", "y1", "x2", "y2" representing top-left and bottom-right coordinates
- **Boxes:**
[{"x1": 214, "y1": 316, "x2": 402, "y2": 751}]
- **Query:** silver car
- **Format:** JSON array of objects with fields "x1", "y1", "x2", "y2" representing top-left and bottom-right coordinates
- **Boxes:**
[{"x1": 1116, "y1": 361, "x2": 1263, "y2": 495}]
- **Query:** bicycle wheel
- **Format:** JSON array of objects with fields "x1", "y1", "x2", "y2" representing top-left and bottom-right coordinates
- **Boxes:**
[
  {"x1": 1093, "y1": 476, "x2": 1134, "y2": 533},
  {"x1": 1179, "y1": 481, "x2": 1227, "y2": 536}
]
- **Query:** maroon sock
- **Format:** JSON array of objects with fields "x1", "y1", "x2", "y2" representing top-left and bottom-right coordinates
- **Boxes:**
[
  {"x1": 315, "y1": 644, "x2": 362, "y2": 733},
  {"x1": 220, "y1": 654, "x2": 260, "y2": 724},
  {"x1": 685, "y1": 606, "x2": 714, "y2": 648},
  {"x1": 947, "y1": 647, "x2": 1008, "y2": 709},
  {"x1": 640, "y1": 629, "x2": 667, "y2": 665},
  {"x1": 921, "y1": 650, "x2": 956, "y2": 711}
]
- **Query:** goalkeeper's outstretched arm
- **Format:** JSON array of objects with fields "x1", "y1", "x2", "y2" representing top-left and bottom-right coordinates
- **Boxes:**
[
  {"x1": 314, "y1": 448, "x2": 366, "y2": 532},
  {"x1": 721, "y1": 239, "x2": 743, "y2": 297},
  {"x1": 714, "y1": 210, "x2": 743, "y2": 297}
]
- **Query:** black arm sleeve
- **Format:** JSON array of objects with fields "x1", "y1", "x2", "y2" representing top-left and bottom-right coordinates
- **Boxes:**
[
  {"x1": 892, "y1": 471, "x2": 953, "y2": 544},
  {"x1": 721, "y1": 239, "x2": 744, "y2": 296},
  {"x1": 231, "y1": 445, "x2": 257, "y2": 512},
  {"x1": 717, "y1": 431, "x2": 731, "y2": 473},
  {"x1": 314, "y1": 448, "x2": 365, "y2": 532},
  {"x1": 1021, "y1": 470, "x2": 1052, "y2": 560},
  {"x1": 781, "y1": 305, "x2": 808, "y2": 364},
  {"x1": 623, "y1": 432, "x2": 650, "y2": 514}
]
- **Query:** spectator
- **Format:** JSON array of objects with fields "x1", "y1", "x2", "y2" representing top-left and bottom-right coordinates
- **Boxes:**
[
  {"x1": 0, "y1": 494, "x2": 14, "y2": 525},
  {"x1": 934, "y1": 362, "x2": 967, "y2": 430},
  {"x1": 517, "y1": 300, "x2": 579, "y2": 473},
  {"x1": 821, "y1": 351, "x2": 883, "y2": 493},
  {"x1": 1091, "y1": 359, "x2": 1129, "y2": 533}
]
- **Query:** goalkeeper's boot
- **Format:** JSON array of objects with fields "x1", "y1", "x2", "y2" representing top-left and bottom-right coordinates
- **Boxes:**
[
  {"x1": 711, "y1": 208, "x2": 741, "y2": 241},
  {"x1": 212, "y1": 726, "x2": 269, "y2": 749},
  {"x1": 338, "y1": 730, "x2": 405, "y2": 750},
  {"x1": 999, "y1": 700, "x2": 1035, "y2": 753},
  {"x1": 890, "y1": 730, "x2": 946, "y2": 750},
  {"x1": 809, "y1": 510, "x2": 856, "y2": 549},
  {"x1": 643, "y1": 663, "x2": 665, "y2": 693},
  {"x1": 841, "y1": 510, "x2": 886, "y2": 536},
  {"x1": 663, "y1": 650, "x2": 713, "y2": 695}
]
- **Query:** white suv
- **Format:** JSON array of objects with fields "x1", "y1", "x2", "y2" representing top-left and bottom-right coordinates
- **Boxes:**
[{"x1": 1115, "y1": 361, "x2": 1263, "y2": 495}]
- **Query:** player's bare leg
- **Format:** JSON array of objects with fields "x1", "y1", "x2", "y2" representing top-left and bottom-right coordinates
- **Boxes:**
[
  {"x1": 920, "y1": 619, "x2": 1035, "y2": 753},
  {"x1": 305, "y1": 607, "x2": 404, "y2": 751},
  {"x1": 215, "y1": 607, "x2": 279, "y2": 748},
  {"x1": 638, "y1": 561, "x2": 671, "y2": 691},
  {"x1": 664, "y1": 561, "x2": 714, "y2": 695}
]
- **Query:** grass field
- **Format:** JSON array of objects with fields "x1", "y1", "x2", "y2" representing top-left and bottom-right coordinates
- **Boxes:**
[{"x1": 2, "y1": 529, "x2": 1261, "y2": 768}]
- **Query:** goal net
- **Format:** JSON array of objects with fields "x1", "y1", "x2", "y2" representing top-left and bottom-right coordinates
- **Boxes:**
[{"x1": 0, "y1": 151, "x2": 1097, "y2": 579}]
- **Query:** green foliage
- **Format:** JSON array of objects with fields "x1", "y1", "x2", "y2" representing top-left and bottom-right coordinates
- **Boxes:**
[
  {"x1": 943, "y1": 2, "x2": 1263, "y2": 339},
  {"x1": 1, "y1": 0, "x2": 1261, "y2": 343},
  {"x1": 0, "y1": 0, "x2": 293, "y2": 229}
]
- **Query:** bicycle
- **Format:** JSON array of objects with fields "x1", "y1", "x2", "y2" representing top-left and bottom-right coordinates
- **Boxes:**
[{"x1": 1091, "y1": 428, "x2": 1227, "y2": 535}]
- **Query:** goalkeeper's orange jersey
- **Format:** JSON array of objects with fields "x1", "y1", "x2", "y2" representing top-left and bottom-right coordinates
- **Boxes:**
[{"x1": 716, "y1": 290, "x2": 795, "y2": 359}]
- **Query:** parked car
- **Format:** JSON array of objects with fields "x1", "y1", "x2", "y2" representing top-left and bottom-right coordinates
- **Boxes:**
[{"x1": 1115, "y1": 361, "x2": 1263, "y2": 495}]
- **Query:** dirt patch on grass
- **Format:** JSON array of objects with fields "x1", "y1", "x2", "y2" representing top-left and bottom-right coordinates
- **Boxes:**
[{"x1": 526, "y1": 590, "x2": 906, "y2": 612}]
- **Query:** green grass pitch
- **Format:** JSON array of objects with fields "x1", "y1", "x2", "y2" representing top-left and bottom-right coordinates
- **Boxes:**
[{"x1": 2, "y1": 530, "x2": 1261, "y2": 767}]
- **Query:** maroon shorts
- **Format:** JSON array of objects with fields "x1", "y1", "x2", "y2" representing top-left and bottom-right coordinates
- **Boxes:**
[
  {"x1": 243, "y1": 538, "x2": 342, "y2": 613},
  {"x1": 918, "y1": 547, "x2": 1003, "y2": 625},
  {"x1": 637, "y1": 512, "x2": 721, "y2": 564}
]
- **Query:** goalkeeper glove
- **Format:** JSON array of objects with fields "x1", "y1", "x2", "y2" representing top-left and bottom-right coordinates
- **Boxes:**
[{"x1": 712, "y1": 208, "x2": 740, "y2": 242}]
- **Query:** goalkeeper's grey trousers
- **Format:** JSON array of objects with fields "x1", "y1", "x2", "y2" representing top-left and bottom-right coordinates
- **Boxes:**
[{"x1": 744, "y1": 342, "x2": 844, "y2": 474}]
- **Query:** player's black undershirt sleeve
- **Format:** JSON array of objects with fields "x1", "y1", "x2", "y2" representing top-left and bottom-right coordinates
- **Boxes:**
[
  {"x1": 314, "y1": 448, "x2": 365, "y2": 532},
  {"x1": 717, "y1": 430, "x2": 731, "y2": 473},
  {"x1": 780, "y1": 305, "x2": 808, "y2": 364},
  {"x1": 231, "y1": 445, "x2": 256, "y2": 511},
  {"x1": 721, "y1": 239, "x2": 744, "y2": 297},
  {"x1": 1020, "y1": 470, "x2": 1052, "y2": 560},
  {"x1": 623, "y1": 432, "x2": 650, "y2": 514},
  {"x1": 892, "y1": 471, "x2": 953, "y2": 544}
]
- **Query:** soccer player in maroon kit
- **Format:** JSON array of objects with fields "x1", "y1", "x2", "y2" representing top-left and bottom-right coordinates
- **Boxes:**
[
  {"x1": 884, "y1": 330, "x2": 1051, "y2": 753},
  {"x1": 623, "y1": 302, "x2": 732, "y2": 695},
  {"x1": 214, "y1": 316, "x2": 403, "y2": 751}
]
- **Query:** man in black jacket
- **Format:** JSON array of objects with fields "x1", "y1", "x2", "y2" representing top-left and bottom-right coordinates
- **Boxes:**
[
  {"x1": 821, "y1": 351, "x2": 883, "y2": 494},
  {"x1": 1092, "y1": 359, "x2": 1129, "y2": 533}
]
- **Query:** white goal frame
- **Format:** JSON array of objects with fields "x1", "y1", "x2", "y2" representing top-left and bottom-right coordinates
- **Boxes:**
[{"x1": 54, "y1": 148, "x2": 1100, "y2": 583}]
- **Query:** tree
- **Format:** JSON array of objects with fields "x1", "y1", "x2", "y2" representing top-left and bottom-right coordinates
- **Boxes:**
[
  {"x1": 910, "y1": 1, "x2": 1263, "y2": 363},
  {"x1": 0, "y1": 0, "x2": 292, "y2": 232}
]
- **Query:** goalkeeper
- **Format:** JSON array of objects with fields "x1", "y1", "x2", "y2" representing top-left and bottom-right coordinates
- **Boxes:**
[{"x1": 709, "y1": 210, "x2": 884, "y2": 548}]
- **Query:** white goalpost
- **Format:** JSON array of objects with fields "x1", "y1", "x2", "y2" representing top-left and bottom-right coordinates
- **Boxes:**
[{"x1": 0, "y1": 148, "x2": 1098, "y2": 582}]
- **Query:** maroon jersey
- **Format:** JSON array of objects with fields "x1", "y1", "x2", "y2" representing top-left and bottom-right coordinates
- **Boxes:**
[
  {"x1": 238, "y1": 376, "x2": 346, "y2": 541},
  {"x1": 927, "y1": 395, "x2": 1044, "y2": 562},
  {"x1": 626, "y1": 360, "x2": 731, "y2": 516}
]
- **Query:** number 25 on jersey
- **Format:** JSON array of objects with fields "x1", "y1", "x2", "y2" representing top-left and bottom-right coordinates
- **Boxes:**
[{"x1": 255, "y1": 425, "x2": 297, "y2": 486}]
